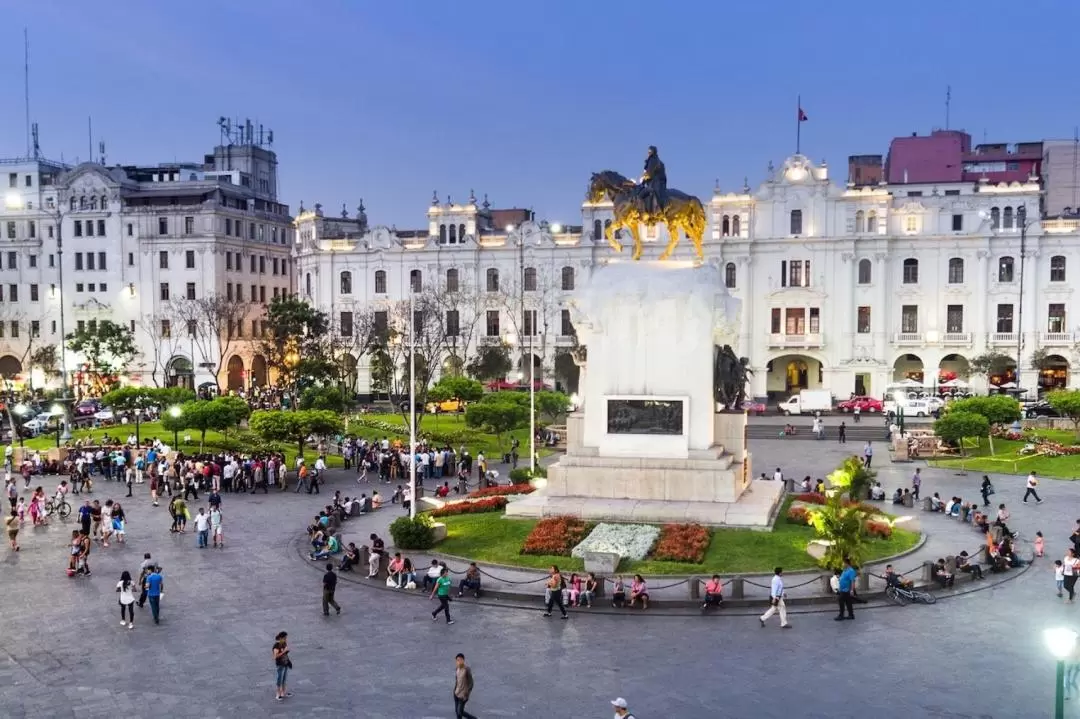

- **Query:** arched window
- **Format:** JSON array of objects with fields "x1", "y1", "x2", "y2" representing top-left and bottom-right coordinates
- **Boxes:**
[
  {"x1": 89, "y1": 196, "x2": 97, "y2": 210},
  {"x1": 448, "y1": 224, "x2": 457, "y2": 244},
  {"x1": 721, "y1": 215, "x2": 730, "y2": 237},
  {"x1": 101, "y1": 195, "x2": 108, "y2": 209},
  {"x1": 732, "y1": 215, "x2": 740, "y2": 236},
  {"x1": 1003, "y1": 206, "x2": 1014, "y2": 229},
  {"x1": 524, "y1": 266, "x2": 537, "y2": 292},
  {"x1": 374, "y1": 270, "x2": 387, "y2": 294},
  {"x1": 1051, "y1": 255, "x2": 1067, "y2": 282},
  {"x1": 990, "y1": 207, "x2": 1000, "y2": 229},
  {"x1": 458, "y1": 224, "x2": 466, "y2": 242},
  {"x1": 409, "y1": 269, "x2": 422, "y2": 293},
  {"x1": 948, "y1": 257, "x2": 964, "y2": 284},
  {"x1": 998, "y1": 256, "x2": 1015, "y2": 283},
  {"x1": 724, "y1": 262, "x2": 736, "y2": 289},
  {"x1": 855, "y1": 210, "x2": 865, "y2": 233},
  {"x1": 305, "y1": 272, "x2": 312, "y2": 297},
  {"x1": 857, "y1": 258, "x2": 872, "y2": 284},
  {"x1": 339, "y1": 271, "x2": 352, "y2": 294},
  {"x1": 604, "y1": 218, "x2": 615, "y2": 239},
  {"x1": 79, "y1": 196, "x2": 87, "y2": 210},
  {"x1": 902, "y1": 258, "x2": 919, "y2": 284},
  {"x1": 439, "y1": 225, "x2": 447, "y2": 244},
  {"x1": 790, "y1": 209, "x2": 803, "y2": 235},
  {"x1": 486, "y1": 268, "x2": 499, "y2": 292},
  {"x1": 866, "y1": 211, "x2": 877, "y2": 233},
  {"x1": 445, "y1": 268, "x2": 459, "y2": 292},
  {"x1": 561, "y1": 266, "x2": 575, "y2": 291},
  {"x1": 69, "y1": 197, "x2": 76, "y2": 211},
  {"x1": 593, "y1": 219, "x2": 602, "y2": 241},
  {"x1": 905, "y1": 215, "x2": 918, "y2": 233}
]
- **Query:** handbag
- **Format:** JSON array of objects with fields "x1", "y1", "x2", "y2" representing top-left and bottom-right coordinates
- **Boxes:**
[{"x1": 385, "y1": 576, "x2": 397, "y2": 588}]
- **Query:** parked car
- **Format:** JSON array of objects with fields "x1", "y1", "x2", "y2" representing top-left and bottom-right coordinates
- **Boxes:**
[
  {"x1": 93, "y1": 408, "x2": 116, "y2": 422},
  {"x1": 74, "y1": 400, "x2": 101, "y2": 417},
  {"x1": 837, "y1": 396, "x2": 883, "y2": 413},
  {"x1": 1024, "y1": 401, "x2": 1061, "y2": 419},
  {"x1": 21, "y1": 418, "x2": 52, "y2": 436},
  {"x1": 741, "y1": 400, "x2": 767, "y2": 416}
]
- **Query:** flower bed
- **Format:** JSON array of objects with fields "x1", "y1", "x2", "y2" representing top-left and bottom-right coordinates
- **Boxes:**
[
  {"x1": 864, "y1": 520, "x2": 893, "y2": 539},
  {"x1": 571, "y1": 523, "x2": 660, "y2": 561},
  {"x1": 521, "y1": 517, "x2": 590, "y2": 556},
  {"x1": 786, "y1": 506, "x2": 811, "y2": 526},
  {"x1": 651, "y1": 523, "x2": 711, "y2": 563},
  {"x1": 430, "y1": 496, "x2": 507, "y2": 517},
  {"x1": 467, "y1": 483, "x2": 535, "y2": 499}
]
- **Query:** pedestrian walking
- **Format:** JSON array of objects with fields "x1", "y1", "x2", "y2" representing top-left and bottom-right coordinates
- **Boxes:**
[
  {"x1": 430, "y1": 566, "x2": 454, "y2": 624},
  {"x1": 210, "y1": 506, "x2": 223, "y2": 548},
  {"x1": 863, "y1": 442, "x2": 873, "y2": 468},
  {"x1": 611, "y1": 697, "x2": 637, "y2": 718},
  {"x1": 911, "y1": 468, "x2": 921, "y2": 501},
  {"x1": 6, "y1": 508, "x2": 19, "y2": 551},
  {"x1": 453, "y1": 653, "x2": 477, "y2": 719},
  {"x1": 835, "y1": 557, "x2": 856, "y2": 621},
  {"x1": 853, "y1": 405, "x2": 861, "y2": 423},
  {"x1": 1064, "y1": 549, "x2": 1079, "y2": 603},
  {"x1": 272, "y1": 631, "x2": 293, "y2": 702},
  {"x1": 116, "y1": 570, "x2": 136, "y2": 629},
  {"x1": 543, "y1": 565, "x2": 569, "y2": 619},
  {"x1": 980, "y1": 475, "x2": 994, "y2": 507},
  {"x1": 838, "y1": 421, "x2": 846, "y2": 444},
  {"x1": 759, "y1": 567, "x2": 791, "y2": 629},
  {"x1": 1023, "y1": 471, "x2": 1043, "y2": 504},
  {"x1": 322, "y1": 562, "x2": 341, "y2": 615},
  {"x1": 144, "y1": 565, "x2": 164, "y2": 624}
]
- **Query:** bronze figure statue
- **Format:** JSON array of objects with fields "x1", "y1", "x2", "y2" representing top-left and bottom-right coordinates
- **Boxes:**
[
  {"x1": 587, "y1": 147, "x2": 706, "y2": 261},
  {"x1": 714, "y1": 344, "x2": 752, "y2": 410}
]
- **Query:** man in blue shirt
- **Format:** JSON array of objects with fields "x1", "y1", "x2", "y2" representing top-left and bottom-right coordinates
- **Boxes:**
[
  {"x1": 144, "y1": 566, "x2": 165, "y2": 624},
  {"x1": 835, "y1": 557, "x2": 857, "y2": 621}
]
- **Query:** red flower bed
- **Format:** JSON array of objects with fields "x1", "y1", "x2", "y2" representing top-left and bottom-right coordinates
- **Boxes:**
[
  {"x1": 521, "y1": 516, "x2": 589, "y2": 556},
  {"x1": 467, "y1": 483, "x2": 535, "y2": 499},
  {"x1": 786, "y1": 506, "x2": 811, "y2": 526},
  {"x1": 651, "y1": 523, "x2": 711, "y2": 563},
  {"x1": 431, "y1": 496, "x2": 507, "y2": 517},
  {"x1": 864, "y1": 520, "x2": 893, "y2": 539}
]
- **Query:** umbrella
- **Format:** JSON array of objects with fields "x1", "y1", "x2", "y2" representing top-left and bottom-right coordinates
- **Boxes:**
[
  {"x1": 897, "y1": 378, "x2": 924, "y2": 387},
  {"x1": 997, "y1": 381, "x2": 1018, "y2": 389}
]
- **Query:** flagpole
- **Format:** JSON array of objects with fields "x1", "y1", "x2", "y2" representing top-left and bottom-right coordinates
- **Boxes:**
[{"x1": 796, "y1": 95, "x2": 801, "y2": 155}]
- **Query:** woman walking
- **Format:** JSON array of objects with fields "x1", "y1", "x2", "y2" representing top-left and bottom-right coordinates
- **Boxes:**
[
  {"x1": 543, "y1": 565, "x2": 569, "y2": 619},
  {"x1": 116, "y1": 570, "x2": 136, "y2": 628},
  {"x1": 272, "y1": 631, "x2": 292, "y2": 702},
  {"x1": 429, "y1": 566, "x2": 454, "y2": 624},
  {"x1": 5, "y1": 508, "x2": 19, "y2": 551},
  {"x1": 1064, "y1": 548, "x2": 1079, "y2": 602}
]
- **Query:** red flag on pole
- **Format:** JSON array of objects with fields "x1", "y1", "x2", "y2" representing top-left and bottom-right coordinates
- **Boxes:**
[{"x1": 798, "y1": 107, "x2": 808, "y2": 122}]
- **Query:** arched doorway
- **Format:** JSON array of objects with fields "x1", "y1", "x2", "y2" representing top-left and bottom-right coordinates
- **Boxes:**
[
  {"x1": 339, "y1": 353, "x2": 358, "y2": 393},
  {"x1": 938, "y1": 354, "x2": 970, "y2": 383},
  {"x1": 226, "y1": 355, "x2": 245, "y2": 392},
  {"x1": 0, "y1": 355, "x2": 22, "y2": 379},
  {"x1": 442, "y1": 355, "x2": 464, "y2": 378},
  {"x1": 989, "y1": 358, "x2": 1018, "y2": 388},
  {"x1": 765, "y1": 354, "x2": 823, "y2": 396},
  {"x1": 250, "y1": 354, "x2": 268, "y2": 388},
  {"x1": 1038, "y1": 354, "x2": 1069, "y2": 392},
  {"x1": 516, "y1": 353, "x2": 544, "y2": 384},
  {"x1": 166, "y1": 355, "x2": 193, "y2": 389},
  {"x1": 893, "y1": 354, "x2": 925, "y2": 383},
  {"x1": 553, "y1": 352, "x2": 580, "y2": 394}
]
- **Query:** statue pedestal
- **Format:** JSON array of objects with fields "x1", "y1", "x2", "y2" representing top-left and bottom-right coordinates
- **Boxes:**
[{"x1": 506, "y1": 262, "x2": 780, "y2": 528}]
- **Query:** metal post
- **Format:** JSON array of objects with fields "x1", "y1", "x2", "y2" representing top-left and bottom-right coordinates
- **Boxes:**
[
  {"x1": 408, "y1": 288, "x2": 417, "y2": 520},
  {"x1": 1055, "y1": 659, "x2": 1065, "y2": 719},
  {"x1": 529, "y1": 332, "x2": 536, "y2": 473},
  {"x1": 55, "y1": 210, "x2": 71, "y2": 441},
  {"x1": 1016, "y1": 206, "x2": 1027, "y2": 395}
]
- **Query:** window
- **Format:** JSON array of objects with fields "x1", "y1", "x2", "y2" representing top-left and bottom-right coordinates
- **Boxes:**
[
  {"x1": 158, "y1": 217, "x2": 168, "y2": 235},
  {"x1": 905, "y1": 215, "x2": 918, "y2": 233},
  {"x1": 990, "y1": 207, "x2": 1000, "y2": 229},
  {"x1": 948, "y1": 258, "x2": 964, "y2": 284},
  {"x1": 445, "y1": 310, "x2": 460, "y2": 337},
  {"x1": 857, "y1": 259, "x2": 871, "y2": 284},
  {"x1": 225, "y1": 218, "x2": 233, "y2": 236},
  {"x1": 100, "y1": 283, "x2": 107, "y2": 292},
  {"x1": 187, "y1": 320, "x2": 197, "y2": 337},
  {"x1": 236, "y1": 284, "x2": 243, "y2": 302},
  {"x1": 249, "y1": 223, "x2": 255, "y2": 240},
  {"x1": 485, "y1": 310, "x2": 500, "y2": 337},
  {"x1": 786, "y1": 260, "x2": 809, "y2": 287},
  {"x1": 486, "y1": 268, "x2": 500, "y2": 292},
  {"x1": 9, "y1": 322, "x2": 17, "y2": 339},
  {"x1": 854, "y1": 210, "x2": 864, "y2": 233},
  {"x1": 770, "y1": 308, "x2": 781, "y2": 334},
  {"x1": 29, "y1": 284, "x2": 37, "y2": 301},
  {"x1": 374, "y1": 311, "x2": 388, "y2": 337},
  {"x1": 446, "y1": 268, "x2": 459, "y2": 293},
  {"x1": 250, "y1": 255, "x2": 256, "y2": 273},
  {"x1": 907, "y1": 191, "x2": 923, "y2": 197},
  {"x1": 227, "y1": 253, "x2": 233, "y2": 271},
  {"x1": 866, "y1": 211, "x2": 877, "y2": 233},
  {"x1": 98, "y1": 252, "x2": 106, "y2": 270},
  {"x1": 523, "y1": 267, "x2": 537, "y2": 292},
  {"x1": 48, "y1": 255, "x2": 54, "y2": 268},
  {"x1": 5, "y1": 252, "x2": 14, "y2": 270},
  {"x1": 1051, "y1": 255, "x2": 1066, "y2": 282},
  {"x1": 259, "y1": 286, "x2": 266, "y2": 303},
  {"x1": 901, "y1": 305, "x2": 919, "y2": 333},
  {"x1": 186, "y1": 282, "x2": 196, "y2": 300},
  {"x1": 996, "y1": 303, "x2": 1014, "y2": 333},
  {"x1": 96, "y1": 219, "x2": 105, "y2": 236},
  {"x1": 561, "y1": 266, "x2": 574, "y2": 291},
  {"x1": 185, "y1": 250, "x2": 195, "y2": 268},
  {"x1": 946, "y1": 305, "x2": 964, "y2": 333},
  {"x1": 88, "y1": 283, "x2": 95, "y2": 292},
  {"x1": 160, "y1": 283, "x2": 170, "y2": 301},
  {"x1": 789, "y1": 209, "x2": 802, "y2": 235},
  {"x1": 161, "y1": 319, "x2": 172, "y2": 338},
  {"x1": 785, "y1": 308, "x2": 805, "y2": 335},
  {"x1": 724, "y1": 262, "x2": 736, "y2": 289},
  {"x1": 340, "y1": 271, "x2": 352, "y2": 294},
  {"x1": 28, "y1": 221, "x2": 34, "y2": 239},
  {"x1": 251, "y1": 284, "x2": 257, "y2": 301},
  {"x1": 809, "y1": 307, "x2": 820, "y2": 334},
  {"x1": 28, "y1": 255, "x2": 35, "y2": 268},
  {"x1": 857, "y1": 306, "x2": 871, "y2": 333},
  {"x1": 7, "y1": 285, "x2": 16, "y2": 303},
  {"x1": 998, "y1": 256, "x2": 1015, "y2": 283},
  {"x1": 30, "y1": 321, "x2": 39, "y2": 338},
  {"x1": 523, "y1": 309, "x2": 537, "y2": 336},
  {"x1": 722, "y1": 215, "x2": 731, "y2": 236},
  {"x1": 75, "y1": 253, "x2": 84, "y2": 271},
  {"x1": 126, "y1": 223, "x2": 133, "y2": 237},
  {"x1": 951, "y1": 214, "x2": 963, "y2": 232},
  {"x1": 226, "y1": 283, "x2": 233, "y2": 301},
  {"x1": 75, "y1": 320, "x2": 83, "y2": 334},
  {"x1": 560, "y1": 309, "x2": 574, "y2": 336},
  {"x1": 73, "y1": 220, "x2": 82, "y2": 237},
  {"x1": 159, "y1": 251, "x2": 169, "y2": 269},
  {"x1": 86, "y1": 219, "x2": 95, "y2": 237},
  {"x1": 259, "y1": 256, "x2": 265, "y2": 274},
  {"x1": 6, "y1": 173, "x2": 14, "y2": 188},
  {"x1": 374, "y1": 270, "x2": 387, "y2": 294},
  {"x1": 87, "y1": 253, "x2": 95, "y2": 271},
  {"x1": 1049, "y1": 304, "x2": 1067, "y2": 333},
  {"x1": 409, "y1": 269, "x2": 422, "y2": 293},
  {"x1": 339, "y1": 311, "x2": 353, "y2": 337},
  {"x1": 902, "y1": 258, "x2": 919, "y2": 284},
  {"x1": 439, "y1": 225, "x2": 447, "y2": 244},
  {"x1": 449, "y1": 225, "x2": 457, "y2": 244},
  {"x1": 945, "y1": 189, "x2": 960, "y2": 196},
  {"x1": 732, "y1": 215, "x2": 740, "y2": 236},
  {"x1": 1003, "y1": 206, "x2": 1014, "y2": 229},
  {"x1": 593, "y1": 219, "x2": 602, "y2": 241}
]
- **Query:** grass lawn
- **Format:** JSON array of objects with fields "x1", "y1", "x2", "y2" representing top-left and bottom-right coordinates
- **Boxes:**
[
  {"x1": 927, "y1": 429, "x2": 1080, "y2": 479},
  {"x1": 435, "y1": 508, "x2": 921, "y2": 575},
  {"x1": 348, "y1": 413, "x2": 551, "y2": 460}
]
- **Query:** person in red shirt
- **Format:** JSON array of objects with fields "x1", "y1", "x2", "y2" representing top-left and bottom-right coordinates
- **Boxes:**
[{"x1": 702, "y1": 574, "x2": 724, "y2": 611}]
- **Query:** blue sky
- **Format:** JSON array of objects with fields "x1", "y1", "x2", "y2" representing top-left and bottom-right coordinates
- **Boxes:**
[{"x1": 2, "y1": 1, "x2": 1078, "y2": 227}]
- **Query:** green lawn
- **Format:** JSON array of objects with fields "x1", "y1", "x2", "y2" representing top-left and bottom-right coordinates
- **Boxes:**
[
  {"x1": 927, "y1": 429, "x2": 1080, "y2": 479},
  {"x1": 347, "y1": 413, "x2": 551, "y2": 460},
  {"x1": 435, "y1": 510, "x2": 921, "y2": 575}
]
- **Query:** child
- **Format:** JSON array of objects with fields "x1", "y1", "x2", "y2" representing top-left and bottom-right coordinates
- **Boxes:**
[
  {"x1": 15, "y1": 497, "x2": 26, "y2": 525},
  {"x1": 1056, "y1": 559, "x2": 1065, "y2": 598},
  {"x1": 1035, "y1": 531, "x2": 1045, "y2": 558}
]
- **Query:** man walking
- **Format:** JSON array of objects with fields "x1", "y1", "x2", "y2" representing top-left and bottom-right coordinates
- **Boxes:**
[
  {"x1": 1023, "y1": 471, "x2": 1043, "y2": 504},
  {"x1": 835, "y1": 557, "x2": 857, "y2": 621},
  {"x1": 911, "y1": 468, "x2": 921, "y2": 501},
  {"x1": 144, "y1": 566, "x2": 164, "y2": 624},
  {"x1": 453, "y1": 653, "x2": 477, "y2": 719},
  {"x1": 322, "y1": 562, "x2": 341, "y2": 615},
  {"x1": 759, "y1": 567, "x2": 791, "y2": 629},
  {"x1": 838, "y1": 421, "x2": 847, "y2": 444},
  {"x1": 863, "y1": 441, "x2": 873, "y2": 468}
]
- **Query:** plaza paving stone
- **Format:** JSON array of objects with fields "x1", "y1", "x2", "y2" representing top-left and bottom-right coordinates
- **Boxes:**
[{"x1": 0, "y1": 437, "x2": 1076, "y2": 718}]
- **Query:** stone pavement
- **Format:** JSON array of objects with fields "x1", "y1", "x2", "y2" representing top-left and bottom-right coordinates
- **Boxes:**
[{"x1": 0, "y1": 440, "x2": 1077, "y2": 718}]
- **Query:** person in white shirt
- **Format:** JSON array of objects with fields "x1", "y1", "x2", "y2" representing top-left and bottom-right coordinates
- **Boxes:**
[
  {"x1": 116, "y1": 570, "x2": 137, "y2": 629},
  {"x1": 1023, "y1": 472, "x2": 1043, "y2": 504},
  {"x1": 772, "y1": 468, "x2": 783, "y2": 482},
  {"x1": 193, "y1": 508, "x2": 211, "y2": 548},
  {"x1": 759, "y1": 567, "x2": 791, "y2": 629},
  {"x1": 209, "y1": 507, "x2": 223, "y2": 548}
]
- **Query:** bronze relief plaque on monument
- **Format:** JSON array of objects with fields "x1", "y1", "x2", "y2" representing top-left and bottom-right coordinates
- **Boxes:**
[{"x1": 606, "y1": 399, "x2": 684, "y2": 436}]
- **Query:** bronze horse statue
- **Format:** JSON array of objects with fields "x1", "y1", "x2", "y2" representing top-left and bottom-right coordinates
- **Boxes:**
[{"x1": 586, "y1": 170, "x2": 707, "y2": 261}]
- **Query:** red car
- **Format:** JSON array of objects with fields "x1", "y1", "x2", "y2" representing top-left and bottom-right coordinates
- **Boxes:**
[
  {"x1": 837, "y1": 396, "x2": 882, "y2": 413},
  {"x1": 741, "y1": 400, "x2": 767, "y2": 416}
]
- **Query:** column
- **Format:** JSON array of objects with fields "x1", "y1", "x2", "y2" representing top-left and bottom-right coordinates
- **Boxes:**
[
  {"x1": 974, "y1": 250, "x2": 989, "y2": 354},
  {"x1": 1020, "y1": 249, "x2": 1041, "y2": 393},
  {"x1": 873, "y1": 253, "x2": 889, "y2": 363}
]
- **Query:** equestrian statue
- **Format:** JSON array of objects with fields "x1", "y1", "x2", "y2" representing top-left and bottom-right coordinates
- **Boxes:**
[{"x1": 586, "y1": 145, "x2": 707, "y2": 261}]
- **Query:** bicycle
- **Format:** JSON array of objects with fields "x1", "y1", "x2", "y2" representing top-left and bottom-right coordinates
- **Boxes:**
[
  {"x1": 45, "y1": 495, "x2": 72, "y2": 520},
  {"x1": 885, "y1": 583, "x2": 937, "y2": 606}
]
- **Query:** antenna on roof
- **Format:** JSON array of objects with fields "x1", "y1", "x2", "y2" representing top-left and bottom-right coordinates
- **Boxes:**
[
  {"x1": 98, "y1": 141, "x2": 106, "y2": 166},
  {"x1": 945, "y1": 85, "x2": 951, "y2": 130},
  {"x1": 31, "y1": 122, "x2": 40, "y2": 160},
  {"x1": 23, "y1": 28, "x2": 31, "y2": 158},
  {"x1": 87, "y1": 116, "x2": 93, "y2": 163}
]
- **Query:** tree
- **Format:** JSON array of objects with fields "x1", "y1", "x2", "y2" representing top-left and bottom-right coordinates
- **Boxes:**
[
  {"x1": 465, "y1": 396, "x2": 528, "y2": 451},
  {"x1": 249, "y1": 409, "x2": 344, "y2": 461},
  {"x1": 66, "y1": 320, "x2": 137, "y2": 396},
  {"x1": 933, "y1": 411, "x2": 990, "y2": 455},
  {"x1": 137, "y1": 314, "x2": 182, "y2": 388},
  {"x1": 153, "y1": 386, "x2": 196, "y2": 408},
  {"x1": 300, "y1": 385, "x2": 348, "y2": 413},
  {"x1": 28, "y1": 345, "x2": 59, "y2": 385},
  {"x1": 428, "y1": 275, "x2": 486, "y2": 380},
  {"x1": 807, "y1": 492, "x2": 866, "y2": 571},
  {"x1": 377, "y1": 295, "x2": 447, "y2": 430},
  {"x1": 947, "y1": 395, "x2": 1021, "y2": 426},
  {"x1": 428, "y1": 376, "x2": 484, "y2": 404},
  {"x1": 260, "y1": 296, "x2": 335, "y2": 396},
  {"x1": 169, "y1": 296, "x2": 248, "y2": 393},
  {"x1": 968, "y1": 351, "x2": 1014, "y2": 380},
  {"x1": 534, "y1": 390, "x2": 570, "y2": 424},
  {"x1": 1047, "y1": 390, "x2": 1080, "y2": 438},
  {"x1": 825, "y1": 455, "x2": 876, "y2": 502},
  {"x1": 327, "y1": 302, "x2": 378, "y2": 393},
  {"x1": 178, "y1": 397, "x2": 248, "y2": 450},
  {"x1": 369, "y1": 347, "x2": 394, "y2": 396},
  {"x1": 467, "y1": 344, "x2": 512, "y2": 382},
  {"x1": 101, "y1": 386, "x2": 160, "y2": 443}
]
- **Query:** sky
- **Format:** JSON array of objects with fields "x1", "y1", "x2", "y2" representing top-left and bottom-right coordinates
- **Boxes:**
[{"x1": 2, "y1": 1, "x2": 1080, "y2": 228}]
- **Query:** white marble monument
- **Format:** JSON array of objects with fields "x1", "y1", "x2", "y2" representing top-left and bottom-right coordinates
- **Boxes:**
[{"x1": 506, "y1": 260, "x2": 783, "y2": 527}]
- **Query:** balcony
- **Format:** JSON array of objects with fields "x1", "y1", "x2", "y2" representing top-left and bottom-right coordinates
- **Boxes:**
[
  {"x1": 1042, "y1": 331, "x2": 1074, "y2": 345},
  {"x1": 768, "y1": 332, "x2": 824, "y2": 349},
  {"x1": 941, "y1": 332, "x2": 972, "y2": 345},
  {"x1": 893, "y1": 332, "x2": 924, "y2": 345},
  {"x1": 989, "y1": 332, "x2": 1017, "y2": 345},
  {"x1": 555, "y1": 334, "x2": 577, "y2": 347}
]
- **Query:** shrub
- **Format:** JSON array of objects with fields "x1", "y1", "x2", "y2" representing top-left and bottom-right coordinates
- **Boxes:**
[
  {"x1": 467, "y1": 484, "x2": 535, "y2": 498},
  {"x1": 430, "y1": 496, "x2": 508, "y2": 517},
  {"x1": 651, "y1": 523, "x2": 711, "y2": 563},
  {"x1": 864, "y1": 520, "x2": 893, "y2": 539},
  {"x1": 794, "y1": 492, "x2": 879, "y2": 515},
  {"x1": 508, "y1": 466, "x2": 547, "y2": 483},
  {"x1": 786, "y1": 506, "x2": 811, "y2": 525},
  {"x1": 388, "y1": 514, "x2": 436, "y2": 549},
  {"x1": 521, "y1": 517, "x2": 589, "y2": 556},
  {"x1": 794, "y1": 492, "x2": 827, "y2": 505}
]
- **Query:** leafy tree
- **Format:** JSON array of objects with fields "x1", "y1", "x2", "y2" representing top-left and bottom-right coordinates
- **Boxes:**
[
  {"x1": 28, "y1": 345, "x2": 59, "y2": 383},
  {"x1": 807, "y1": 492, "x2": 866, "y2": 571},
  {"x1": 100, "y1": 386, "x2": 156, "y2": 442},
  {"x1": 300, "y1": 385, "x2": 348, "y2": 413},
  {"x1": 933, "y1": 411, "x2": 990, "y2": 455},
  {"x1": 261, "y1": 296, "x2": 335, "y2": 396},
  {"x1": 153, "y1": 386, "x2": 196, "y2": 408},
  {"x1": 825, "y1": 455, "x2": 877, "y2": 502},
  {"x1": 428, "y1": 376, "x2": 484, "y2": 404},
  {"x1": 249, "y1": 409, "x2": 344, "y2": 461},
  {"x1": 66, "y1": 320, "x2": 137, "y2": 395},
  {"x1": 465, "y1": 396, "x2": 528, "y2": 451},
  {"x1": 1047, "y1": 390, "x2": 1080, "y2": 438},
  {"x1": 160, "y1": 405, "x2": 188, "y2": 446},
  {"x1": 968, "y1": 351, "x2": 1014, "y2": 380},
  {"x1": 1031, "y1": 347, "x2": 1052, "y2": 373},
  {"x1": 178, "y1": 398, "x2": 247, "y2": 450},
  {"x1": 947, "y1": 395, "x2": 1021, "y2": 426},
  {"x1": 369, "y1": 348, "x2": 394, "y2": 396},
  {"x1": 213, "y1": 395, "x2": 252, "y2": 427},
  {"x1": 534, "y1": 390, "x2": 570, "y2": 424},
  {"x1": 168, "y1": 296, "x2": 247, "y2": 393},
  {"x1": 466, "y1": 344, "x2": 512, "y2": 382}
]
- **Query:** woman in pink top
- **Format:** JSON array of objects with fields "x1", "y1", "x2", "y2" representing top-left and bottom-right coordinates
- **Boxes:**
[
  {"x1": 629, "y1": 574, "x2": 649, "y2": 610},
  {"x1": 703, "y1": 574, "x2": 724, "y2": 610},
  {"x1": 568, "y1": 573, "x2": 583, "y2": 606}
]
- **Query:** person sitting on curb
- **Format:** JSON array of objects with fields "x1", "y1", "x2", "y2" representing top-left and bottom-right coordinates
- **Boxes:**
[
  {"x1": 884, "y1": 564, "x2": 913, "y2": 589},
  {"x1": 310, "y1": 532, "x2": 341, "y2": 561},
  {"x1": 629, "y1": 575, "x2": 649, "y2": 610},
  {"x1": 611, "y1": 576, "x2": 627, "y2": 608},
  {"x1": 339, "y1": 542, "x2": 359, "y2": 572},
  {"x1": 388, "y1": 552, "x2": 405, "y2": 588},
  {"x1": 458, "y1": 562, "x2": 481, "y2": 598},
  {"x1": 423, "y1": 560, "x2": 442, "y2": 592},
  {"x1": 956, "y1": 550, "x2": 984, "y2": 580},
  {"x1": 932, "y1": 558, "x2": 955, "y2": 588},
  {"x1": 702, "y1": 574, "x2": 724, "y2": 609},
  {"x1": 581, "y1": 573, "x2": 597, "y2": 608}
]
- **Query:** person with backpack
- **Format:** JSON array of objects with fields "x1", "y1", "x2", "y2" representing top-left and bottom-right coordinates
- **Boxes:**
[{"x1": 611, "y1": 697, "x2": 637, "y2": 718}]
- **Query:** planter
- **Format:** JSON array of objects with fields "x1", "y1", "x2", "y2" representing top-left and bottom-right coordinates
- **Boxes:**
[
  {"x1": 432, "y1": 522, "x2": 447, "y2": 543},
  {"x1": 582, "y1": 551, "x2": 620, "y2": 574}
]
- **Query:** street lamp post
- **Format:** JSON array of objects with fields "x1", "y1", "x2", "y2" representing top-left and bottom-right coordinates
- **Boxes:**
[
  {"x1": 168, "y1": 405, "x2": 182, "y2": 448},
  {"x1": 408, "y1": 287, "x2": 417, "y2": 519},
  {"x1": 134, "y1": 407, "x2": 143, "y2": 445},
  {"x1": 1044, "y1": 627, "x2": 1078, "y2": 719},
  {"x1": 528, "y1": 332, "x2": 536, "y2": 473},
  {"x1": 13, "y1": 403, "x2": 27, "y2": 448},
  {"x1": 1016, "y1": 205, "x2": 1029, "y2": 396},
  {"x1": 50, "y1": 402, "x2": 63, "y2": 448}
]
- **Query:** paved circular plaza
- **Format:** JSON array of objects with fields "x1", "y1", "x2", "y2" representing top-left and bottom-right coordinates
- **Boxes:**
[{"x1": 0, "y1": 438, "x2": 1075, "y2": 718}]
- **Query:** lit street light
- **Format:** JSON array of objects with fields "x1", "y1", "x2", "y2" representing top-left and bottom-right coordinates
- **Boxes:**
[
  {"x1": 1044, "y1": 627, "x2": 1078, "y2": 718},
  {"x1": 12, "y1": 403, "x2": 28, "y2": 448},
  {"x1": 168, "y1": 405, "x2": 182, "y2": 448},
  {"x1": 50, "y1": 402, "x2": 64, "y2": 448}
]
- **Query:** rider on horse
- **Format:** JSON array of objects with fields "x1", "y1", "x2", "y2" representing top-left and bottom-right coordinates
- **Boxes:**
[{"x1": 638, "y1": 145, "x2": 668, "y2": 216}]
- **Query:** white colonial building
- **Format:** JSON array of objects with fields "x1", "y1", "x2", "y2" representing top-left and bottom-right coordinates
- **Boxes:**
[
  {"x1": 296, "y1": 153, "x2": 1080, "y2": 402},
  {"x1": 0, "y1": 130, "x2": 294, "y2": 393}
]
